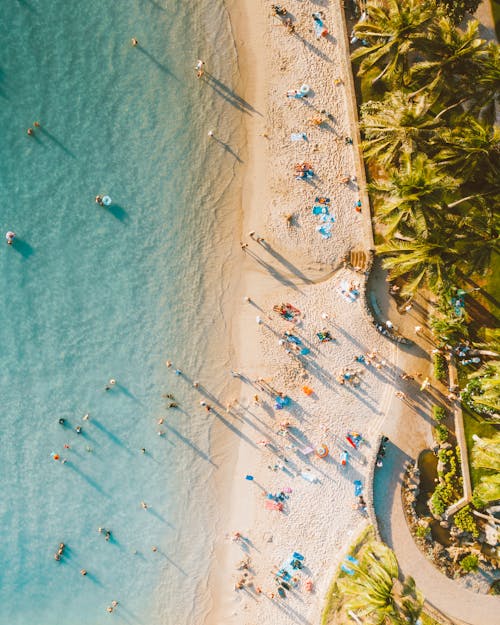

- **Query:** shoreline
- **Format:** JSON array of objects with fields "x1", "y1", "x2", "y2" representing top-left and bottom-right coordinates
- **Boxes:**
[{"x1": 205, "y1": 0, "x2": 271, "y2": 622}]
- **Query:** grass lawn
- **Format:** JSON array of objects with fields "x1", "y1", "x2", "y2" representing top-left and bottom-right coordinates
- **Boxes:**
[{"x1": 462, "y1": 402, "x2": 498, "y2": 489}]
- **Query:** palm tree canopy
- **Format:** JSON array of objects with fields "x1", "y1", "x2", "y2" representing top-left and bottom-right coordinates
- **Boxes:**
[
  {"x1": 371, "y1": 153, "x2": 458, "y2": 236},
  {"x1": 409, "y1": 18, "x2": 487, "y2": 101},
  {"x1": 338, "y1": 540, "x2": 424, "y2": 624},
  {"x1": 432, "y1": 117, "x2": 500, "y2": 181},
  {"x1": 378, "y1": 235, "x2": 458, "y2": 297},
  {"x1": 352, "y1": 0, "x2": 435, "y2": 84},
  {"x1": 360, "y1": 91, "x2": 439, "y2": 167}
]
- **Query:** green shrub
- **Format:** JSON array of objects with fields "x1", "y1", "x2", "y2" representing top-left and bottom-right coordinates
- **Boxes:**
[
  {"x1": 433, "y1": 405, "x2": 446, "y2": 423},
  {"x1": 472, "y1": 492, "x2": 486, "y2": 510},
  {"x1": 415, "y1": 524, "x2": 431, "y2": 539},
  {"x1": 435, "y1": 424, "x2": 448, "y2": 443},
  {"x1": 460, "y1": 554, "x2": 479, "y2": 573},
  {"x1": 433, "y1": 353, "x2": 448, "y2": 383},
  {"x1": 454, "y1": 505, "x2": 479, "y2": 538}
]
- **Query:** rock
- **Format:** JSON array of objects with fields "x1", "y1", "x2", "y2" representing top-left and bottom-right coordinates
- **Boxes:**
[{"x1": 484, "y1": 523, "x2": 499, "y2": 546}]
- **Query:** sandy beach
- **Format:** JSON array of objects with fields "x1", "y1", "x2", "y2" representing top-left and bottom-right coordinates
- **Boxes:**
[{"x1": 205, "y1": 2, "x2": 403, "y2": 623}]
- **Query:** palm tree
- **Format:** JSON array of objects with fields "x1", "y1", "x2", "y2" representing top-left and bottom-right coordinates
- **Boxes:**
[
  {"x1": 452, "y1": 203, "x2": 500, "y2": 277},
  {"x1": 351, "y1": 0, "x2": 435, "y2": 85},
  {"x1": 360, "y1": 91, "x2": 439, "y2": 167},
  {"x1": 371, "y1": 153, "x2": 458, "y2": 236},
  {"x1": 377, "y1": 233, "x2": 459, "y2": 297},
  {"x1": 409, "y1": 18, "x2": 487, "y2": 104},
  {"x1": 432, "y1": 117, "x2": 500, "y2": 182},
  {"x1": 338, "y1": 540, "x2": 424, "y2": 624},
  {"x1": 473, "y1": 42, "x2": 500, "y2": 117}
]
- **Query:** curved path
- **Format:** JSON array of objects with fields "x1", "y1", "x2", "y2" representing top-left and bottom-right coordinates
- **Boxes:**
[{"x1": 368, "y1": 271, "x2": 499, "y2": 625}]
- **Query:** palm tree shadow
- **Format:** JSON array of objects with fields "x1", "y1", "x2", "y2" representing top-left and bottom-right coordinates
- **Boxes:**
[
  {"x1": 38, "y1": 127, "x2": 76, "y2": 158},
  {"x1": 204, "y1": 73, "x2": 261, "y2": 116},
  {"x1": 293, "y1": 32, "x2": 333, "y2": 63},
  {"x1": 136, "y1": 46, "x2": 179, "y2": 82},
  {"x1": 11, "y1": 238, "x2": 34, "y2": 258},
  {"x1": 163, "y1": 421, "x2": 218, "y2": 467},
  {"x1": 260, "y1": 243, "x2": 314, "y2": 285},
  {"x1": 91, "y1": 418, "x2": 133, "y2": 455},
  {"x1": 65, "y1": 460, "x2": 109, "y2": 496}
]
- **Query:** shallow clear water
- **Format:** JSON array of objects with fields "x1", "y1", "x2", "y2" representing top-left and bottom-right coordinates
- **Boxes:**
[{"x1": 0, "y1": 1, "x2": 243, "y2": 623}]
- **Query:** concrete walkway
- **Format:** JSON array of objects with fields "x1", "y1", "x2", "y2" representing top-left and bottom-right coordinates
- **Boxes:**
[{"x1": 369, "y1": 266, "x2": 499, "y2": 625}]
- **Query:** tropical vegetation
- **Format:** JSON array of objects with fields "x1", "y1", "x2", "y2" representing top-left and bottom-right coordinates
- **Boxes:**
[
  {"x1": 352, "y1": 0, "x2": 499, "y2": 301},
  {"x1": 322, "y1": 528, "x2": 425, "y2": 625},
  {"x1": 463, "y1": 360, "x2": 500, "y2": 418}
]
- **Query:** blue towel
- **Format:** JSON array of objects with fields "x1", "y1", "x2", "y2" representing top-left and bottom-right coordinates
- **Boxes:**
[
  {"x1": 354, "y1": 480, "x2": 363, "y2": 497},
  {"x1": 292, "y1": 551, "x2": 304, "y2": 561},
  {"x1": 312, "y1": 205, "x2": 329, "y2": 215}
]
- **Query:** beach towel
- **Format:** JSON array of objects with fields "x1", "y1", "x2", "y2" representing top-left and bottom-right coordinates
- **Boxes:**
[
  {"x1": 265, "y1": 500, "x2": 283, "y2": 511},
  {"x1": 316, "y1": 226, "x2": 332, "y2": 239},
  {"x1": 320, "y1": 214, "x2": 335, "y2": 223},
  {"x1": 312, "y1": 205, "x2": 329, "y2": 215},
  {"x1": 338, "y1": 280, "x2": 359, "y2": 302},
  {"x1": 291, "y1": 132, "x2": 307, "y2": 141},
  {"x1": 354, "y1": 480, "x2": 363, "y2": 497}
]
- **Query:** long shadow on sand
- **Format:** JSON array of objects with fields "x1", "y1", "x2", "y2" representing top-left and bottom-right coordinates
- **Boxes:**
[
  {"x1": 204, "y1": 73, "x2": 261, "y2": 116},
  {"x1": 163, "y1": 419, "x2": 218, "y2": 467}
]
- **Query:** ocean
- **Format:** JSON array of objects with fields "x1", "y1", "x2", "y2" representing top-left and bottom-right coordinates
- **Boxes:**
[{"x1": 0, "y1": 1, "x2": 244, "y2": 623}]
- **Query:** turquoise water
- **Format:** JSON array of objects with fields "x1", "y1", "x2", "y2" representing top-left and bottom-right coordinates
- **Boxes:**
[{"x1": 0, "y1": 1, "x2": 243, "y2": 623}]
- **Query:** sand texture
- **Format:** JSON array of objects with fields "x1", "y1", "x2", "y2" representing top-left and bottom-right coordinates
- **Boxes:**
[{"x1": 205, "y1": 2, "x2": 398, "y2": 624}]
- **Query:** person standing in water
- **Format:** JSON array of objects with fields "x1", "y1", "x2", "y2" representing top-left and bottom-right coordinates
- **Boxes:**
[
  {"x1": 5, "y1": 231, "x2": 15, "y2": 245},
  {"x1": 195, "y1": 59, "x2": 205, "y2": 78}
]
